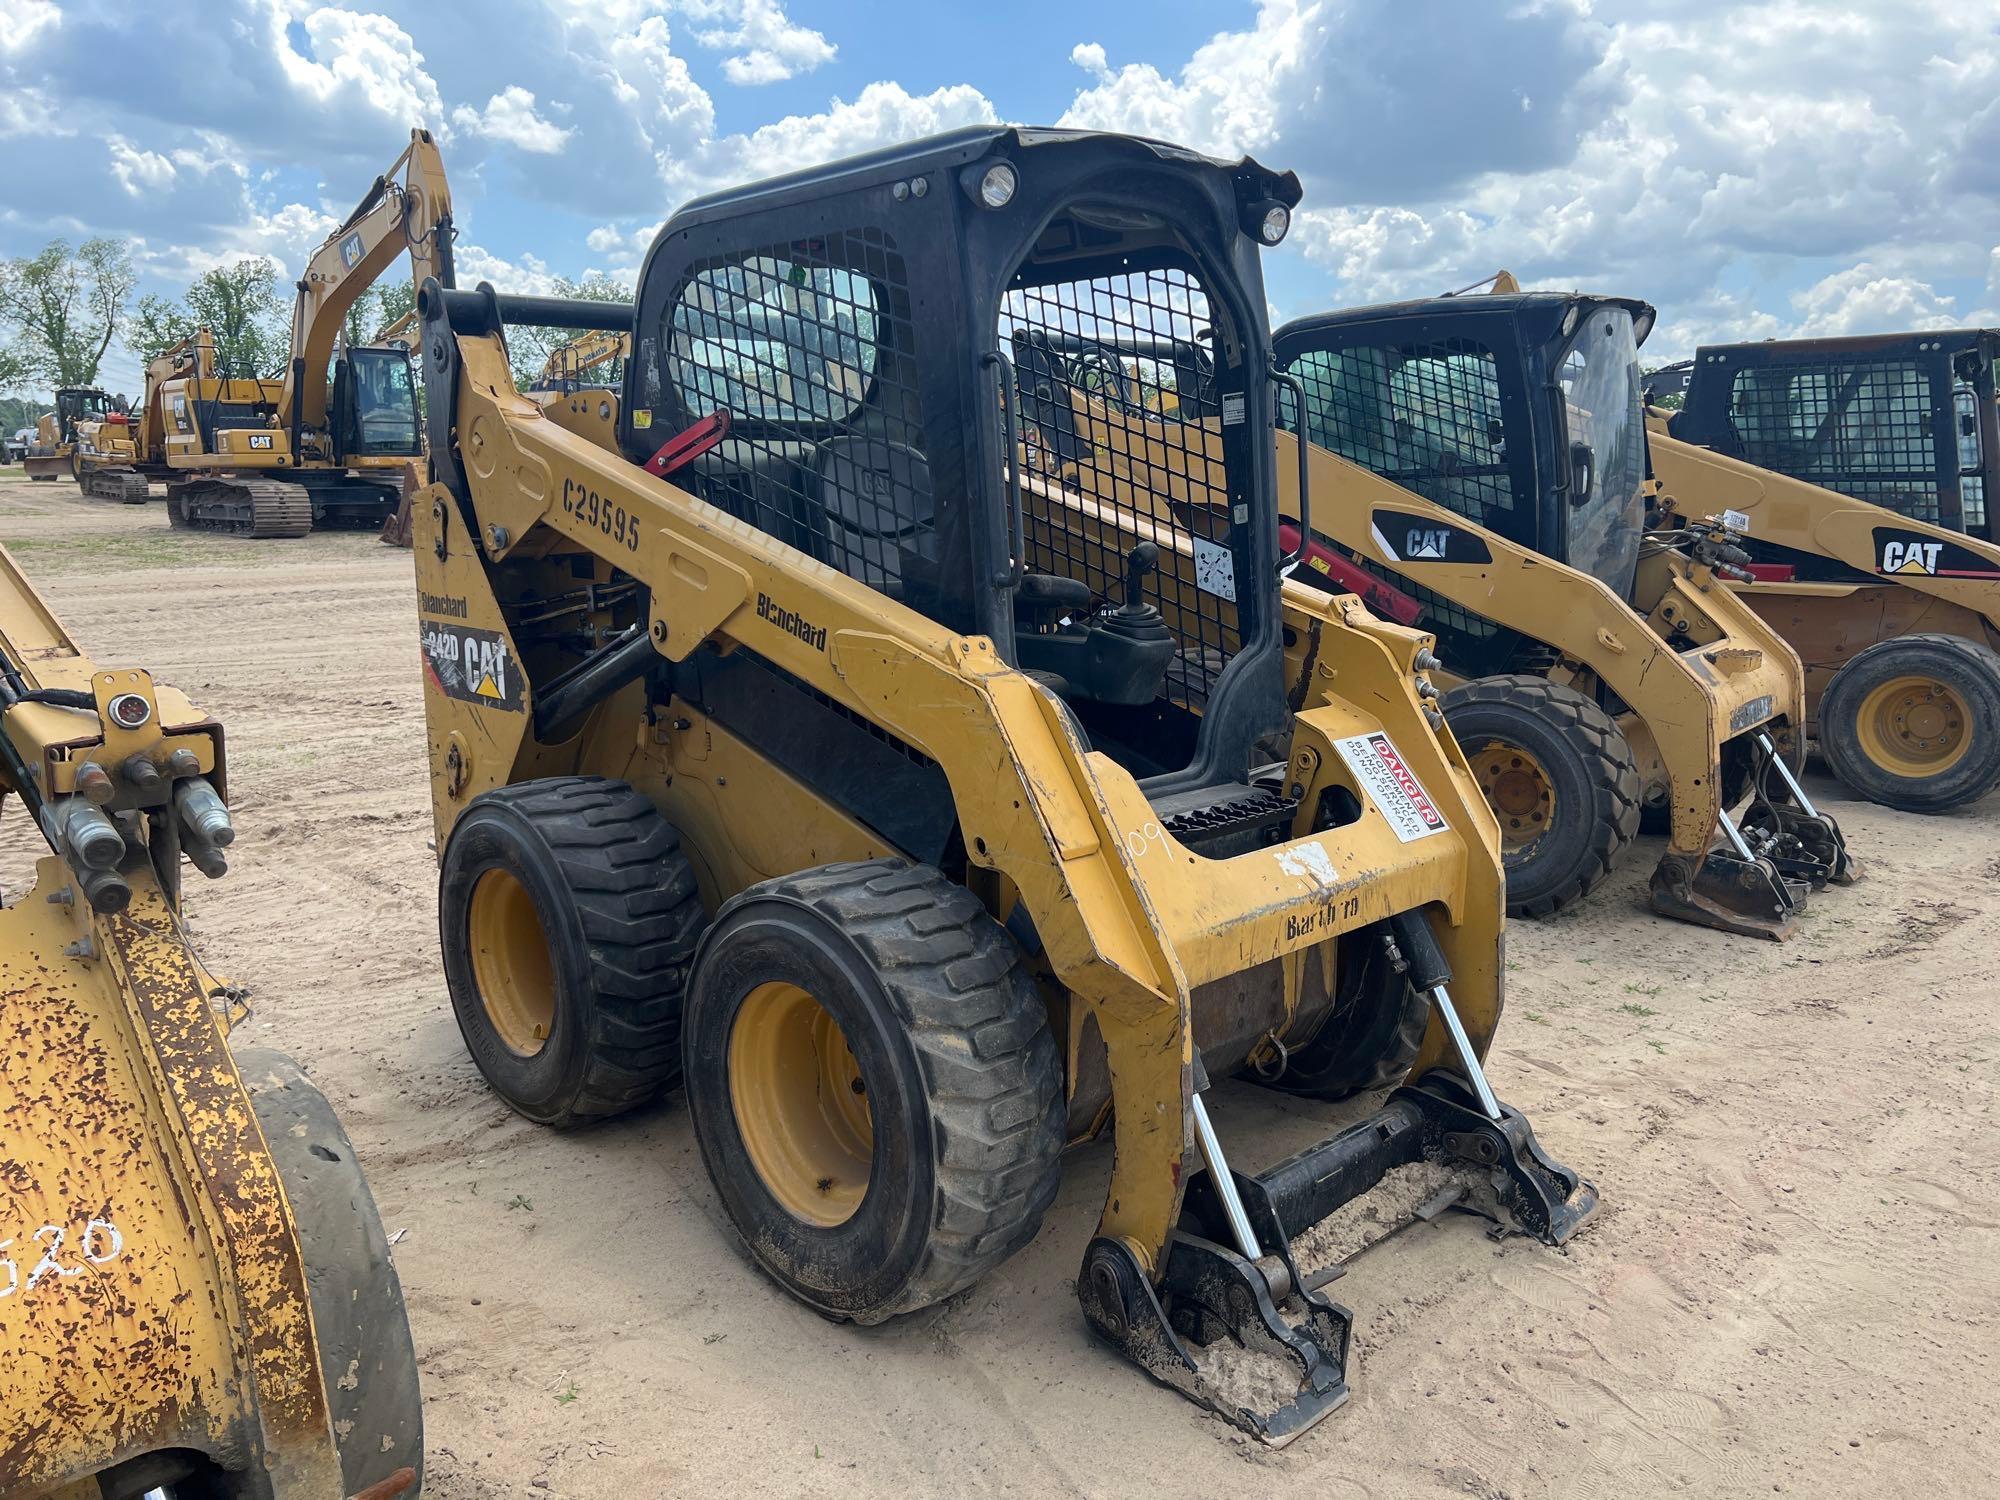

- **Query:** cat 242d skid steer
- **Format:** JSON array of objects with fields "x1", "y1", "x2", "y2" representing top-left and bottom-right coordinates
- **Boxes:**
[
  {"x1": 0, "y1": 549, "x2": 421, "y2": 1498},
  {"x1": 1646, "y1": 329, "x2": 2000, "y2": 813},
  {"x1": 409, "y1": 126, "x2": 1594, "y2": 1444},
  {"x1": 1012, "y1": 279, "x2": 1857, "y2": 938}
]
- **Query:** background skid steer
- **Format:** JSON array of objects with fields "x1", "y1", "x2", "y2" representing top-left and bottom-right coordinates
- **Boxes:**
[
  {"x1": 411, "y1": 127, "x2": 1594, "y2": 1443},
  {"x1": 1010, "y1": 287, "x2": 1855, "y2": 938},
  {"x1": 0, "y1": 545, "x2": 421, "y2": 1498},
  {"x1": 1648, "y1": 328, "x2": 2000, "y2": 812}
]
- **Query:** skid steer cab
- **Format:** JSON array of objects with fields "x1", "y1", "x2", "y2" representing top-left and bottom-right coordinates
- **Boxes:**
[
  {"x1": 1262, "y1": 291, "x2": 1856, "y2": 938},
  {"x1": 1645, "y1": 328, "x2": 2000, "y2": 813},
  {"x1": 413, "y1": 127, "x2": 1595, "y2": 1443},
  {"x1": 0, "y1": 546, "x2": 421, "y2": 1498}
]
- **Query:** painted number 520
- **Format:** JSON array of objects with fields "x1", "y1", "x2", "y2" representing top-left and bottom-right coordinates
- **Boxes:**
[{"x1": 0, "y1": 1219, "x2": 126, "y2": 1299}]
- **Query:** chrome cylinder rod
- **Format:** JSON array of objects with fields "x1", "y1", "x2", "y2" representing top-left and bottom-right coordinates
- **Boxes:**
[
  {"x1": 1756, "y1": 731, "x2": 1820, "y2": 817},
  {"x1": 1716, "y1": 805, "x2": 1758, "y2": 861},
  {"x1": 1189, "y1": 1092, "x2": 1262, "y2": 1263},
  {"x1": 1428, "y1": 984, "x2": 1504, "y2": 1123}
]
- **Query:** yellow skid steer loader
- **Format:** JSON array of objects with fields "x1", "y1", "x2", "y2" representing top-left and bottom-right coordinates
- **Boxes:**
[
  {"x1": 408, "y1": 127, "x2": 1594, "y2": 1444},
  {"x1": 1647, "y1": 329, "x2": 2000, "y2": 811},
  {"x1": 0, "y1": 546, "x2": 421, "y2": 1498}
]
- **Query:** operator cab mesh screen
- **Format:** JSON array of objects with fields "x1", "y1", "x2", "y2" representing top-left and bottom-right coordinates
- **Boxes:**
[
  {"x1": 1003, "y1": 263, "x2": 1237, "y2": 709},
  {"x1": 1728, "y1": 360, "x2": 1942, "y2": 523},
  {"x1": 661, "y1": 230, "x2": 958, "y2": 623}
]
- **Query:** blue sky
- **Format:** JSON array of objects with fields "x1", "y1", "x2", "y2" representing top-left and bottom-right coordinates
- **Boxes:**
[{"x1": 4, "y1": 1, "x2": 1997, "y2": 397}]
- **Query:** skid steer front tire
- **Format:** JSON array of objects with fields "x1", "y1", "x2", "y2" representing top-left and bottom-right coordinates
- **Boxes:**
[
  {"x1": 439, "y1": 777, "x2": 704, "y2": 1128},
  {"x1": 1442, "y1": 675, "x2": 1641, "y2": 918},
  {"x1": 1819, "y1": 633, "x2": 2000, "y2": 812},
  {"x1": 683, "y1": 859, "x2": 1065, "y2": 1325}
]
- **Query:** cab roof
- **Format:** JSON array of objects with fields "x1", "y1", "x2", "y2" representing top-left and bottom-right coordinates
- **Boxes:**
[{"x1": 1277, "y1": 290, "x2": 1658, "y2": 351}]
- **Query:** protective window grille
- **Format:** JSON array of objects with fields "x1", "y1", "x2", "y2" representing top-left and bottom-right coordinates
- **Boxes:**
[
  {"x1": 664, "y1": 230, "x2": 943, "y2": 606},
  {"x1": 1729, "y1": 361, "x2": 1941, "y2": 522},
  {"x1": 1286, "y1": 340, "x2": 1514, "y2": 523},
  {"x1": 1002, "y1": 265, "x2": 1235, "y2": 706}
]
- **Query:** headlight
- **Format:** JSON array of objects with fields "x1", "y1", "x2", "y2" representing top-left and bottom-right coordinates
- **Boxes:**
[
  {"x1": 1259, "y1": 204, "x2": 1290, "y2": 245},
  {"x1": 978, "y1": 162, "x2": 1017, "y2": 209}
]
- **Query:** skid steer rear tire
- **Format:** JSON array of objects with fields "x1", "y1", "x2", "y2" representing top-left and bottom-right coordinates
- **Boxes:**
[
  {"x1": 1442, "y1": 675, "x2": 1641, "y2": 918},
  {"x1": 439, "y1": 776, "x2": 704, "y2": 1128},
  {"x1": 1259, "y1": 927, "x2": 1430, "y2": 1101},
  {"x1": 1819, "y1": 633, "x2": 2000, "y2": 812},
  {"x1": 683, "y1": 859, "x2": 1064, "y2": 1325},
  {"x1": 236, "y1": 1048, "x2": 423, "y2": 1498}
]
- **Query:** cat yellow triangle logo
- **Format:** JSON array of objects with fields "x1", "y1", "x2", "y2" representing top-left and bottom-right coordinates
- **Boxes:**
[
  {"x1": 473, "y1": 673, "x2": 503, "y2": 698},
  {"x1": 1892, "y1": 557, "x2": 1932, "y2": 574}
]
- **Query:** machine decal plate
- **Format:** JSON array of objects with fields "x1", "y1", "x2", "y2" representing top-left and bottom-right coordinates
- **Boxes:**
[
  {"x1": 421, "y1": 621, "x2": 523, "y2": 710},
  {"x1": 1729, "y1": 694, "x2": 1775, "y2": 733},
  {"x1": 1192, "y1": 536, "x2": 1237, "y2": 601},
  {"x1": 1369, "y1": 511, "x2": 1494, "y2": 566},
  {"x1": 1334, "y1": 732, "x2": 1449, "y2": 842},
  {"x1": 1872, "y1": 526, "x2": 2000, "y2": 579}
]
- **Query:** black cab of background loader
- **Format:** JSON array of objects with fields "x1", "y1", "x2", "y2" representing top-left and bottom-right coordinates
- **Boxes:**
[
  {"x1": 1273, "y1": 292, "x2": 1656, "y2": 675},
  {"x1": 330, "y1": 340, "x2": 424, "y2": 463},
  {"x1": 1656, "y1": 327, "x2": 2000, "y2": 546}
]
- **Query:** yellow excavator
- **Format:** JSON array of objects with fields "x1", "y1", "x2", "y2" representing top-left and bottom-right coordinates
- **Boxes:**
[
  {"x1": 409, "y1": 126, "x2": 1595, "y2": 1444},
  {"x1": 70, "y1": 335, "x2": 213, "y2": 503},
  {"x1": 0, "y1": 545, "x2": 421, "y2": 1497},
  {"x1": 1017, "y1": 282, "x2": 1856, "y2": 937},
  {"x1": 158, "y1": 130, "x2": 454, "y2": 537},
  {"x1": 526, "y1": 329, "x2": 629, "y2": 397},
  {"x1": 1646, "y1": 329, "x2": 2000, "y2": 811}
]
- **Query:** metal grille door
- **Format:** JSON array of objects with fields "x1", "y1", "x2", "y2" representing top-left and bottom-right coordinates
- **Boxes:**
[
  {"x1": 1003, "y1": 265, "x2": 1238, "y2": 707},
  {"x1": 1728, "y1": 361, "x2": 1943, "y2": 522},
  {"x1": 664, "y1": 232, "x2": 947, "y2": 610},
  {"x1": 1287, "y1": 340, "x2": 1515, "y2": 524}
]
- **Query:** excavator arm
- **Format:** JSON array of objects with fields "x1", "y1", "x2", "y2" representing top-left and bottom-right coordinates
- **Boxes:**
[{"x1": 282, "y1": 127, "x2": 453, "y2": 445}]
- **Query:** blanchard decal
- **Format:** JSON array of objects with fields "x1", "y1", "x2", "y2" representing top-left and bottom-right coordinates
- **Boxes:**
[
  {"x1": 421, "y1": 622, "x2": 523, "y2": 711},
  {"x1": 1334, "y1": 731, "x2": 1449, "y2": 843},
  {"x1": 1369, "y1": 510, "x2": 1494, "y2": 566},
  {"x1": 1873, "y1": 527, "x2": 2000, "y2": 580},
  {"x1": 756, "y1": 591, "x2": 827, "y2": 652},
  {"x1": 1729, "y1": 694, "x2": 1775, "y2": 733},
  {"x1": 419, "y1": 591, "x2": 469, "y2": 620}
]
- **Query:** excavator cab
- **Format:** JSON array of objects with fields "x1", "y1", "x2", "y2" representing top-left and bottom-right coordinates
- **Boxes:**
[
  {"x1": 333, "y1": 341, "x2": 424, "y2": 461},
  {"x1": 1656, "y1": 328, "x2": 2000, "y2": 544},
  {"x1": 1274, "y1": 294, "x2": 1655, "y2": 672}
]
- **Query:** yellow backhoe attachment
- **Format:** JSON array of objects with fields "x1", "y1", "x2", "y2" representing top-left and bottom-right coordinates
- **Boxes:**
[{"x1": 0, "y1": 545, "x2": 421, "y2": 1498}]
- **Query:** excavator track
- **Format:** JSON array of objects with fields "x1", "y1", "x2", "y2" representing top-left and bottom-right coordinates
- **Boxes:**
[
  {"x1": 80, "y1": 467, "x2": 153, "y2": 504},
  {"x1": 167, "y1": 477, "x2": 314, "y2": 538}
]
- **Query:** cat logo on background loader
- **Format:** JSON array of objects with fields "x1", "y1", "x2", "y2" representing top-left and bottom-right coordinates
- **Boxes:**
[{"x1": 1880, "y1": 537, "x2": 1944, "y2": 575}]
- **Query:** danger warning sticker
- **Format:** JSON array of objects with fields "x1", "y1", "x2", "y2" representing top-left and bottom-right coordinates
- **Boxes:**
[
  {"x1": 1334, "y1": 732, "x2": 1448, "y2": 842},
  {"x1": 421, "y1": 621, "x2": 524, "y2": 712}
]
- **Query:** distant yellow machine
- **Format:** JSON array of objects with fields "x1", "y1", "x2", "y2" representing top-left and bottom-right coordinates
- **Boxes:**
[
  {"x1": 20, "y1": 387, "x2": 118, "y2": 483},
  {"x1": 70, "y1": 335, "x2": 214, "y2": 503},
  {"x1": 157, "y1": 129, "x2": 454, "y2": 537},
  {"x1": 1648, "y1": 328, "x2": 2000, "y2": 811},
  {"x1": 0, "y1": 545, "x2": 421, "y2": 1497}
]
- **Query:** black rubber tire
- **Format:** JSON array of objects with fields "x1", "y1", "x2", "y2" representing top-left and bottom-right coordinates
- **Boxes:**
[
  {"x1": 1442, "y1": 674, "x2": 1641, "y2": 918},
  {"x1": 683, "y1": 858, "x2": 1065, "y2": 1325},
  {"x1": 439, "y1": 776, "x2": 705, "y2": 1127},
  {"x1": 236, "y1": 1047, "x2": 423, "y2": 1498},
  {"x1": 1258, "y1": 927, "x2": 1430, "y2": 1101},
  {"x1": 1819, "y1": 633, "x2": 2000, "y2": 812}
]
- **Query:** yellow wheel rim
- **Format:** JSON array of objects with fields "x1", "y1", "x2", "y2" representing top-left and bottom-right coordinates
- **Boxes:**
[
  {"x1": 467, "y1": 869, "x2": 557, "y2": 1057},
  {"x1": 1856, "y1": 674, "x2": 1972, "y2": 776},
  {"x1": 729, "y1": 982, "x2": 873, "y2": 1227},
  {"x1": 1470, "y1": 742, "x2": 1557, "y2": 854}
]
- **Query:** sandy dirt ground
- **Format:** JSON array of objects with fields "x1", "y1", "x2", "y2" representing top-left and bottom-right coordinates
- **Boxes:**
[{"x1": 3, "y1": 471, "x2": 1995, "y2": 1499}]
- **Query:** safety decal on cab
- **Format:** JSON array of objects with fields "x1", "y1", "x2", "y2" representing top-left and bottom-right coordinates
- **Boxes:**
[
  {"x1": 421, "y1": 622, "x2": 523, "y2": 711},
  {"x1": 1873, "y1": 527, "x2": 2000, "y2": 580},
  {"x1": 1369, "y1": 511, "x2": 1493, "y2": 566},
  {"x1": 1334, "y1": 732, "x2": 1448, "y2": 842}
]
